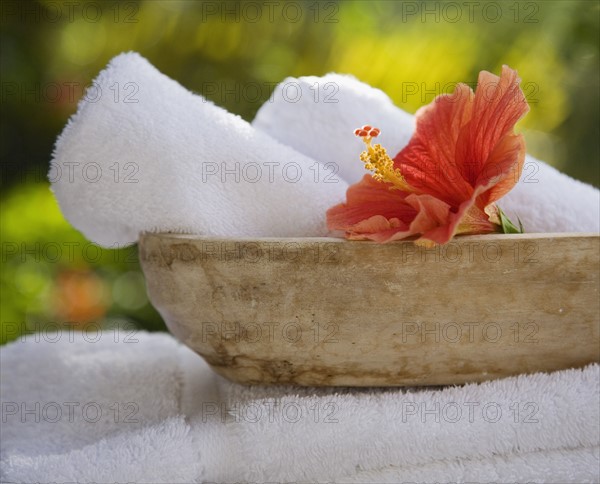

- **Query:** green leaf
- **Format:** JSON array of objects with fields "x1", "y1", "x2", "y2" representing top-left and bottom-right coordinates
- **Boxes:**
[{"x1": 498, "y1": 207, "x2": 525, "y2": 234}]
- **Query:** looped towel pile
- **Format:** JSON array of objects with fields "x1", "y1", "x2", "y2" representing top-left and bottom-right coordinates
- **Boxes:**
[{"x1": 1, "y1": 332, "x2": 598, "y2": 482}]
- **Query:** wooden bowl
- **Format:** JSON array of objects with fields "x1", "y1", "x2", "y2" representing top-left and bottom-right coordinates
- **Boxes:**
[{"x1": 139, "y1": 233, "x2": 599, "y2": 386}]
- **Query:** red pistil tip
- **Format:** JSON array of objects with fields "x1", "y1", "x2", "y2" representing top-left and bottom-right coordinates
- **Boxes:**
[
  {"x1": 354, "y1": 124, "x2": 381, "y2": 138},
  {"x1": 355, "y1": 125, "x2": 381, "y2": 138}
]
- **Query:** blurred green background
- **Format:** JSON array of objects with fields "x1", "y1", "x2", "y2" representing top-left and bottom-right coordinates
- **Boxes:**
[{"x1": 1, "y1": 0, "x2": 599, "y2": 343}]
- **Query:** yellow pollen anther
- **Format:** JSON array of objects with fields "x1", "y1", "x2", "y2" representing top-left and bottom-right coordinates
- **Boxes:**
[{"x1": 358, "y1": 135, "x2": 411, "y2": 192}]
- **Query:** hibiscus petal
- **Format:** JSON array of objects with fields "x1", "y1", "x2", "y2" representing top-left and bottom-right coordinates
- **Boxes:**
[
  {"x1": 417, "y1": 184, "x2": 498, "y2": 245},
  {"x1": 476, "y1": 132, "x2": 526, "y2": 207},
  {"x1": 326, "y1": 174, "x2": 417, "y2": 235},
  {"x1": 346, "y1": 216, "x2": 408, "y2": 241},
  {"x1": 394, "y1": 83, "x2": 475, "y2": 206},
  {"x1": 456, "y1": 65, "x2": 529, "y2": 187}
]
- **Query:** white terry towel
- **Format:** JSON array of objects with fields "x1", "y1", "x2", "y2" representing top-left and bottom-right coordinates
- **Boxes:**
[
  {"x1": 50, "y1": 53, "x2": 348, "y2": 248},
  {"x1": 2, "y1": 331, "x2": 598, "y2": 483},
  {"x1": 252, "y1": 73, "x2": 600, "y2": 234}
]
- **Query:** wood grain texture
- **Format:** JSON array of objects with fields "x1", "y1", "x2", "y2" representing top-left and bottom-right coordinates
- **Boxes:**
[{"x1": 139, "y1": 233, "x2": 600, "y2": 386}]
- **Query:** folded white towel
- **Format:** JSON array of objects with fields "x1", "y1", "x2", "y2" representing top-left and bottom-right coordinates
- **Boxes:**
[
  {"x1": 2, "y1": 332, "x2": 598, "y2": 483},
  {"x1": 253, "y1": 73, "x2": 600, "y2": 233},
  {"x1": 0, "y1": 332, "x2": 203, "y2": 482},
  {"x1": 50, "y1": 53, "x2": 348, "y2": 247}
]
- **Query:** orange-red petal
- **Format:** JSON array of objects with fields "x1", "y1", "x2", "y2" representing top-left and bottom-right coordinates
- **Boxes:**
[
  {"x1": 475, "y1": 132, "x2": 526, "y2": 208},
  {"x1": 456, "y1": 66, "x2": 529, "y2": 185},
  {"x1": 419, "y1": 179, "x2": 502, "y2": 244},
  {"x1": 326, "y1": 175, "x2": 417, "y2": 238},
  {"x1": 395, "y1": 66, "x2": 528, "y2": 210},
  {"x1": 394, "y1": 83, "x2": 476, "y2": 206}
]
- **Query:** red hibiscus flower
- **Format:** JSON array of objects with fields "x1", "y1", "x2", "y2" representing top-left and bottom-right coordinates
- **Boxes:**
[{"x1": 327, "y1": 66, "x2": 530, "y2": 245}]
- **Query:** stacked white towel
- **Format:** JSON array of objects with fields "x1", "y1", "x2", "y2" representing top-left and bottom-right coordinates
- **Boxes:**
[
  {"x1": 1, "y1": 332, "x2": 598, "y2": 483},
  {"x1": 50, "y1": 53, "x2": 348, "y2": 248},
  {"x1": 253, "y1": 73, "x2": 600, "y2": 233}
]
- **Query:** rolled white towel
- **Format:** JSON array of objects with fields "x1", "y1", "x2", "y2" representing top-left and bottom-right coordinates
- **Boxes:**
[
  {"x1": 501, "y1": 155, "x2": 600, "y2": 233},
  {"x1": 50, "y1": 53, "x2": 348, "y2": 247},
  {"x1": 253, "y1": 73, "x2": 600, "y2": 233},
  {"x1": 254, "y1": 74, "x2": 414, "y2": 185}
]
